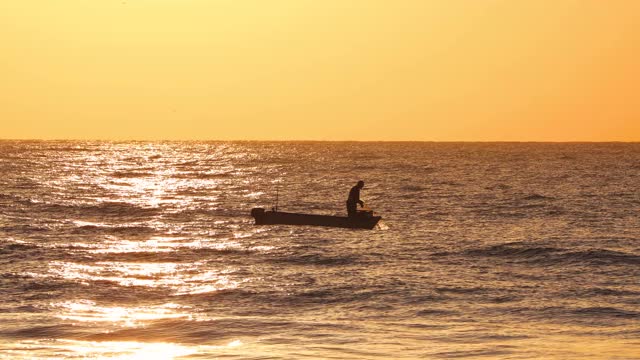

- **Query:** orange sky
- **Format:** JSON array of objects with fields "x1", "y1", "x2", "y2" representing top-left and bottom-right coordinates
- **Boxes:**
[{"x1": 1, "y1": 1, "x2": 639, "y2": 141}]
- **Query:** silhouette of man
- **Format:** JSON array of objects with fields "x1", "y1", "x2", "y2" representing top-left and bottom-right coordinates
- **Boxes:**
[{"x1": 346, "y1": 180, "x2": 365, "y2": 217}]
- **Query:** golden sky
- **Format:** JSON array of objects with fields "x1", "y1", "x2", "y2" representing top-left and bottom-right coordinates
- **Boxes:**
[{"x1": 1, "y1": 0, "x2": 639, "y2": 141}]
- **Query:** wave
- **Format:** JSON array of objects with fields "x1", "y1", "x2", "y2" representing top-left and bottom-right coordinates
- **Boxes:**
[
  {"x1": 568, "y1": 306, "x2": 640, "y2": 320},
  {"x1": 174, "y1": 160, "x2": 200, "y2": 167},
  {"x1": 521, "y1": 194, "x2": 553, "y2": 201},
  {"x1": 0, "y1": 272, "x2": 37, "y2": 280},
  {"x1": 485, "y1": 184, "x2": 511, "y2": 190},
  {"x1": 415, "y1": 309, "x2": 460, "y2": 316},
  {"x1": 0, "y1": 193, "x2": 16, "y2": 200},
  {"x1": 289, "y1": 286, "x2": 399, "y2": 307},
  {"x1": 111, "y1": 171, "x2": 154, "y2": 178},
  {"x1": 71, "y1": 224, "x2": 157, "y2": 236},
  {"x1": 0, "y1": 305, "x2": 44, "y2": 314},
  {"x1": 21, "y1": 279, "x2": 79, "y2": 292},
  {"x1": 435, "y1": 286, "x2": 490, "y2": 295},
  {"x1": 0, "y1": 193, "x2": 37, "y2": 206},
  {"x1": 0, "y1": 242, "x2": 40, "y2": 254},
  {"x1": 502, "y1": 305, "x2": 640, "y2": 323},
  {"x1": 0, "y1": 324, "x2": 79, "y2": 340},
  {"x1": 167, "y1": 208, "x2": 245, "y2": 219},
  {"x1": 201, "y1": 283, "x2": 399, "y2": 310},
  {"x1": 80, "y1": 318, "x2": 295, "y2": 344},
  {"x1": 456, "y1": 243, "x2": 640, "y2": 266},
  {"x1": 43, "y1": 202, "x2": 162, "y2": 219},
  {"x1": 172, "y1": 172, "x2": 235, "y2": 180},
  {"x1": 579, "y1": 288, "x2": 640, "y2": 297},
  {"x1": 82, "y1": 247, "x2": 254, "y2": 263},
  {"x1": 400, "y1": 185, "x2": 425, "y2": 192},
  {"x1": 558, "y1": 249, "x2": 640, "y2": 265},
  {"x1": 271, "y1": 253, "x2": 358, "y2": 266},
  {"x1": 44, "y1": 146, "x2": 94, "y2": 152},
  {"x1": 1, "y1": 225, "x2": 50, "y2": 234},
  {"x1": 431, "y1": 180, "x2": 463, "y2": 187},
  {"x1": 173, "y1": 189, "x2": 213, "y2": 196}
]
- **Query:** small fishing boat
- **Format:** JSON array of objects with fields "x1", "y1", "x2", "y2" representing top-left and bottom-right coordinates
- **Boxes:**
[{"x1": 250, "y1": 208, "x2": 382, "y2": 230}]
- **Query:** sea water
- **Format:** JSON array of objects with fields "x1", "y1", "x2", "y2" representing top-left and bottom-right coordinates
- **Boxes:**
[{"x1": 0, "y1": 141, "x2": 639, "y2": 359}]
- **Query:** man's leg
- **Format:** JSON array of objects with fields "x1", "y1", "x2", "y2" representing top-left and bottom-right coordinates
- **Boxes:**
[{"x1": 347, "y1": 201, "x2": 356, "y2": 217}]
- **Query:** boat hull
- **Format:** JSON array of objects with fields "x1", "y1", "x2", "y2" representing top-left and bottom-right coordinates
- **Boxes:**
[{"x1": 251, "y1": 208, "x2": 381, "y2": 230}]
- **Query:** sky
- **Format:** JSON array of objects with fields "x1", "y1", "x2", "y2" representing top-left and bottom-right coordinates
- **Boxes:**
[{"x1": 1, "y1": 0, "x2": 639, "y2": 141}]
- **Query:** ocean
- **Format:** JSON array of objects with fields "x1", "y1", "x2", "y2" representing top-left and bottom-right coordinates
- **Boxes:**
[{"x1": 0, "y1": 141, "x2": 639, "y2": 359}]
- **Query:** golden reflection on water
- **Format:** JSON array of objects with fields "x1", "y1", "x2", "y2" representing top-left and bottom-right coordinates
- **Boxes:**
[
  {"x1": 48, "y1": 260, "x2": 243, "y2": 295},
  {"x1": 53, "y1": 300, "x2": 193, "y2": 326},
  {"x1": 67, "y1": 341, "x2": 196, "y2": 360},
  {"x1": 99, "y1": 167, "x2": 224, "y2": 209},
  {"x1": 89, "y1": 237, "x2": 241, "y2": 253},
  {"x1": 5, "y1": 339, "x2": 243, "y2": 359},
  {"x1": 30, "y1": 146, "x2": 257, "y2": 358}
]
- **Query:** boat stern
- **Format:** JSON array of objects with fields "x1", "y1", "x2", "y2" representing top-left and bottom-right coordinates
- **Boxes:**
[{"x1": 251, "y1": 207, "x2": 266, "y2": 224}]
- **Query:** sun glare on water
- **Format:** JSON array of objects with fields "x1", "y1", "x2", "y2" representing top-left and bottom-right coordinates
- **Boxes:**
[
  {"x1": 40, "y1": 297, "x2": 245, "y2": 358},
  {"x1": 53, "y1": 300, "x2": 192, "y2": 326},
  {"x1": 4, "y1": 339, "x2": 245, "y2": 360},
  {"x1": 61, "y1": 341, "x2": 197, "y2": 360},
  {"x1": 47, "y1": 260, "x2": 243, "y2": 295}
]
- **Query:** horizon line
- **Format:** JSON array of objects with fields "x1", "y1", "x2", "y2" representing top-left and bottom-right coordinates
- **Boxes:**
[{"x1": 1, "y1": 138, "x2": 639, "y2": 144}]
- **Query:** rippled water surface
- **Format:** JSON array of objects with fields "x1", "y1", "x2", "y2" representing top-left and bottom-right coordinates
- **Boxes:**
[{"x1": 1, "y1": 141, "x2": 639, "y2": 359}]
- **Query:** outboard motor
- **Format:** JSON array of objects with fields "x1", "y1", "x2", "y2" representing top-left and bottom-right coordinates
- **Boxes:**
[{"x1": 250, "y1": 208, "x2": 265, "y2": 223}]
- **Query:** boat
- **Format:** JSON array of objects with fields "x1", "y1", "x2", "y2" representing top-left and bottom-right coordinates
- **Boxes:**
[{"x1": 250, "y1": 208, "x2": 382, "y2": 230}]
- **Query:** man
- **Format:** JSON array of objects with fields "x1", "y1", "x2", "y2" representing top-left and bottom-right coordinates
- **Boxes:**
[{"x1": 346, "y1": 180, "x2": 365, "y2": 217}]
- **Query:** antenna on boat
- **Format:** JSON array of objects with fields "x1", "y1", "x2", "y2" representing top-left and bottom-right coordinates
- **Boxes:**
[{"x1": 272, "y1": 179, "x2": 280, "y2": 212}]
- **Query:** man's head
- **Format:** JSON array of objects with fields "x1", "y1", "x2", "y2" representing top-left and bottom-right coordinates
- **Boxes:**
[{"x1": 357, "y1": 180, "x2": 365, "y2": 189}]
